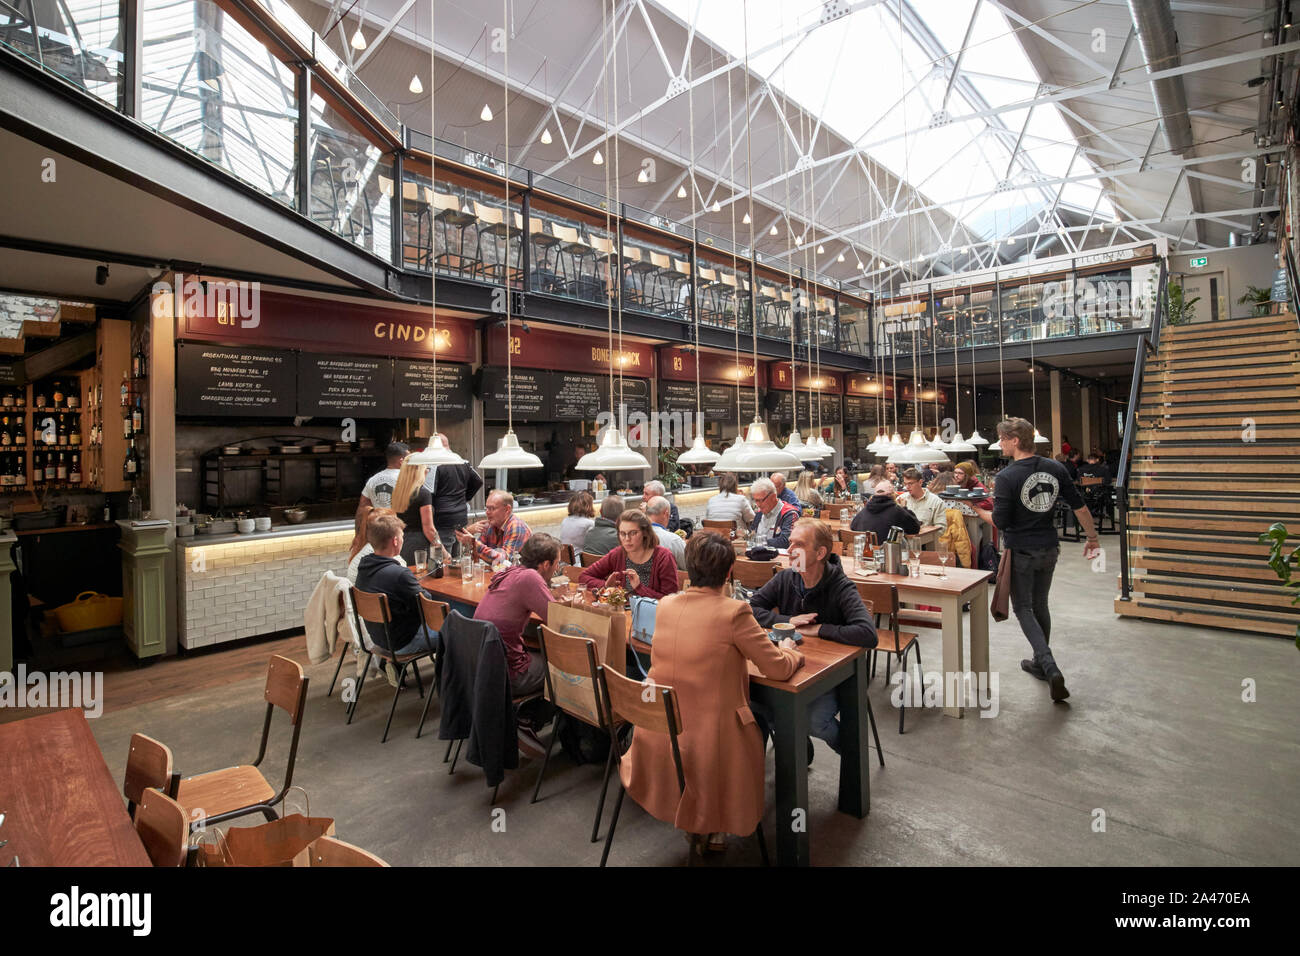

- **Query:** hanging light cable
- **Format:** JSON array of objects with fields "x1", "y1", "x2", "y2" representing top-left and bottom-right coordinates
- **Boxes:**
[
  {"x1": 713, "y1": 69, "x2": 749, "y2": 472},
  {"x1": 805, "y1": 120, "x2": 833, "y2": 458},
  {"x1": 989, "y1": 309, "x2": 1008, "y2": 453},
  {"x1": 777, "y1": 79, "x2": 810, "y2": 461}
]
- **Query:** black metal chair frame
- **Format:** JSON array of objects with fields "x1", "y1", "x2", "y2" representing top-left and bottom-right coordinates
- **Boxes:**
[
  {"x1": 348, "y1": 589, "x2": 438, "y2": 743},
  {"x1": 866, "y1": 583, "x2": 921, "y2": 735}
]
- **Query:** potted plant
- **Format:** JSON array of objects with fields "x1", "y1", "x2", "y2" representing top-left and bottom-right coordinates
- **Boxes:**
[
  {"x1": 1237, "y1": 285, "x2": 1272, "y2": 317},
  {"x1": 1258, "y1": 522, "x2": 1300, "y2": 649},
  {"x1": 657, "y1": 446, "x2": 686, "y2": 491},
  {"x1": 1165, "y1": 282, "x2": 1200, "y2": 326}
]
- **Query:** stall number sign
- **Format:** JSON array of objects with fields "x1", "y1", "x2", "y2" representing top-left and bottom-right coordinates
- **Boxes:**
[{"x1": 1188, "y1": 256, "x2": 1208, "y2": 268}]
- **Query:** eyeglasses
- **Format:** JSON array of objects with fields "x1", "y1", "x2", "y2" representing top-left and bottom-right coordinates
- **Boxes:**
[
  {"x1": 753, "y1": 493, "x2": 771, "y2": 505},
  {"x1": 617, "y1": 529, "x2": 640, "y2": 539}
]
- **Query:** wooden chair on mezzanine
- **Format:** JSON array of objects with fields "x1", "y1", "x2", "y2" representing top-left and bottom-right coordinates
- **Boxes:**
[
  {"x1": 855, "y1": 580, "x2": 921, "y2": 734},
  {"x1": 174, "y1": 655, "x2": 308, "y2": 827},
  {"x1": 134, "y1": 788, "x2": 188, "y2": 868},
  {"x1": 348, "y1": 588, "x2": 439, "y2": 743},
  {"x1": 532, "y1": 626, "x2": 618, "y2": 844},
  {"x1": 472, "y1": 201, "x2": 519, "y2": 285},
  {"x1": 123, "y1": 733, "x2": 178, "y2": 820},
  {"x1": 514, "y1": 212, "x2": 562, "y2": 290},
  {"x1": 596, "y1": 666, "x2": 770, "y2": 867},
  {"x1": 433, "y1": 192, "x2": 477, "y2": 276}
]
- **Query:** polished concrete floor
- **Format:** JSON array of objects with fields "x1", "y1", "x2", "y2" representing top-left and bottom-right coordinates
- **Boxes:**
[{"x1": 88, "y1": 545, "x2": 1300, "y2": 866}]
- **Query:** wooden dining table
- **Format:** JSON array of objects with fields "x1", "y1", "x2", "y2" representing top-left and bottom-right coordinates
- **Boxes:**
[
  {"x1": 0, "y1": 708, "x2": 151, "y2": 866},
  {"x1": 420, "y1": 570, "x2": 869, "y2": 867}
]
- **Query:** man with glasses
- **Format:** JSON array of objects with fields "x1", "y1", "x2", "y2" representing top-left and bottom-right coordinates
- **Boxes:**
[
  {"x1": 748, "y1": 477, "x2": 800, "y2": 549},
  {"x1": 897, "y1": 467, "x2": 947, "y2": 530},
  {"x1": 456, "y1": 490, "x2": 532, "y2": 565}
]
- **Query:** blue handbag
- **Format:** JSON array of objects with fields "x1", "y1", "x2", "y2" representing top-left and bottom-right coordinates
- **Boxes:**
[{"x1": 628, "y1": 594, "x2": 658, "y2": 679}]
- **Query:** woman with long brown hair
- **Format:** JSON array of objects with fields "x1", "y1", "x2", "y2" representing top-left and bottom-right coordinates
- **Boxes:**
[{"x1": 390, "y1": 461, "x2": 438, "y2": 564}]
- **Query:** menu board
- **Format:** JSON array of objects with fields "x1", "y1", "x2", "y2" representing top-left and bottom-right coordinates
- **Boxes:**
[
  {"x1": 176, "y1": 342, "x2": 295, "y2": 417},
  {"x1": 297, "y1": 353, "x2": 395, "y2": 417},
  {"x1": 657, "y1": 382, "x2": 698, "y2": 415},
  {"x1": 817, "y1": 394, "x2": 843, "y2": 425},
  {"x1": 483, "y1": 366, "x2": 549, "y2": 419},
  {"x1": 844, "y1": 395, "x2": 879, "y2": 427},
  {"x1": 551, "y1": 372, "x2": 605, "y2": 421},
  {"x1": 394, "y1": 361, "x2": 471, "y2": 416},
  {"x1": 770, "y1": 390, "x2": 811, "y2": 426}
]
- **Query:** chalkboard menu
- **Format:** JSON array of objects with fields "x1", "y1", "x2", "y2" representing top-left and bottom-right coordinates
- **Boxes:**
[
  {"x1": 658, "y1": 382, "x2": 698, "y2": 414},
  {"x1": 816, "y1": 395, "x2": 842, "y2": 425},
  {"x1": 483, "y1": 366, "x2": 549, "y2": 419},
  {"x1": 844, "y1": 395, "x2": 879, "y2": 426},
  {"x1": 613, "y1": 377, "x2": 651, "y2": 419},
  {"x1": 770, "y1": 390, "x2": 811, "y2": 426},
  {"x1": 552, "y1": 372, "x2": 605, "y2": 421},
  {"x1": 1272, "y1": 268, "x2": 1290, "y2": 303},
  {"x1": 657, "y1": 382, "x2": 759, "y2": 424},
  {"x1": 298, "y1": 353, "x2": 395, "y2": 418},
  {"x1": 177, "y1": 342, "x2": 295, "y2": 417},
  {"x1": 395, "y1": 361, "x2": 471, "y2": 416}
]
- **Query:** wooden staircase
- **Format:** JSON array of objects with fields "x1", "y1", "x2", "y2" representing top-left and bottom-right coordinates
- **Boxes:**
[{"x1": 1116, "y1": 312, "x2": 1300, "y2": 636}]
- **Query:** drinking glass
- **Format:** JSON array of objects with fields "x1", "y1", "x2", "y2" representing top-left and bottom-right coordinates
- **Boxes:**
[
  {"x1": 413, "y1": 549, "x2": 428, "y2": 576},
  {"x1": 460, "y1": 556, "x2": 473, "y2": 583},
  {"x1": 872, "y1": 546, "x2": 885, "y2": 572},
  {"x1": 936, "y1": 540, "x2": 950, "y2": 579},
  {"x1": 853, "y1": 534, "x2": 866, "y2": 567}
]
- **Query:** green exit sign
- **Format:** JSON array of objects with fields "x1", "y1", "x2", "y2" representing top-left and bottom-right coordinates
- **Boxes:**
[{"x1": 1189, "y1": 256, "x2": 1208, "y2": 267}]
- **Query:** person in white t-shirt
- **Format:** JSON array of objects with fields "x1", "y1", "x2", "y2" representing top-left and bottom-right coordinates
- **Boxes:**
[{"x1": 358, "y1": 442, "x2": 408, "y2": 515}]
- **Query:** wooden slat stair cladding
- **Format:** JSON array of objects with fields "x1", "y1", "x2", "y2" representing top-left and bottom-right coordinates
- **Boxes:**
[{"x1": 1117, "y1": 311, "x2": 1300, "y2": 637}]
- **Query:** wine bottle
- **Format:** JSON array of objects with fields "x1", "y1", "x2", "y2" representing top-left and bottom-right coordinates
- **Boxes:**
[
  {"x1": 56, "y1": 452, "x2": 67, "y2": 481},
  {"x1": 133, "y1": 346, "x2": 147, "y2": 379},
  {"x1": 123, "y1": 414, "x2": 132, "y2": 440},
  {"x1": 43, "y1": 451, "x2": 55, "y2": 482},
  {"x1": 124, "y1": 441, "x2": 139, "y2": 480},
  {"x1": 0, "y1": 415, "x2": 10, "y2": 446},
  {"x1": 14, "y1": 413, "x2": 24, "y2": 446},
  {"x1": 70, "y1": 453, "x2": 81, "y2": 484},
  {"x1": 120, "y1": 375, "x2": 128, "y2": 407},
  {"x1": 132, "y1": 397, "x2": 143, "y2": 433}
]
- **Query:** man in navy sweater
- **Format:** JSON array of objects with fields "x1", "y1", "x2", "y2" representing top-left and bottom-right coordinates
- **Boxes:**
[{"x1": 354, "y1": 511, "x2": 438, "y2": 658}]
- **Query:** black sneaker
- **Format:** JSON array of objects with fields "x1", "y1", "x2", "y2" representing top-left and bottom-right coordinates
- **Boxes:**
[
  {"x1": 1044, "y1": 664, "x2": 1070, "y2": 702},
  {"x1": 1020, "y1": 658, "x2": 1047, "y2": 681},
  {"x1": 807, "y1": 737, "x2": 815, "y2": 767}
]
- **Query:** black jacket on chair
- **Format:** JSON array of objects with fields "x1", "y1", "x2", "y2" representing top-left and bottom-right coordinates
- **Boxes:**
[{"x1": 438, "y1": 611, "x2": 518, "y2": 787}]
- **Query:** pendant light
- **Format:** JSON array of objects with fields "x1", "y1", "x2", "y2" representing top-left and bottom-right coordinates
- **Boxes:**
[
  {"x1": 989, "y1": 305, "x2": 1007, "y2": 453},
  {"x1": 733, "y1": 1, "x2": 800, "y2": 474},
  {"x1": 943, "y1": 301, "x2": 976, "y2": 456},
  {"x1": 409, "y1": 74, "x2": 423, "y2": 94},
  {"x1": 540, "y1": 127, "x2": 553, "y2": 145},
  {"x1": 1028, "y1": 336, "x2": 1048, "y2": 445},
  {"x1": 713, "y1": 60, "x2": 751, "y2": 474},
  {"x1": 777, "y1": 87, "x2": 808, "y2": 463},
  {"x1": 478, "y1": 1, "x2": 541, "y2": 473},
  {"x1": 407, "y1": 0, "x2": 464, "y2": 469},
  {"x1": 576, "y1": 0, "x2": 649, "y2": 473},
  {"x1": 674, "y1": 58, "x2": 719, "y2": 469},
  {"x1": 967, "y1": 318, "x2": 988, "y2": 446}
]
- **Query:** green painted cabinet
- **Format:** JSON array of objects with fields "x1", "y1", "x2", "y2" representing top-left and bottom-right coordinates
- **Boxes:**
[{"x1": 118, "y1": 520, "x2": 171, "y2": 659}]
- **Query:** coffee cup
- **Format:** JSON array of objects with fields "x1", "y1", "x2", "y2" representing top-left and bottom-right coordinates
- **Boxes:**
[{"x1": 771, "y1": 621, "x2": 797, "y2": 643}]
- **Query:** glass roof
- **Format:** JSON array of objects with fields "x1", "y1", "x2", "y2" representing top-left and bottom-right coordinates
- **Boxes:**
[{"x1": 656, "y1": 0, "x2": 1113, "y2": 242}]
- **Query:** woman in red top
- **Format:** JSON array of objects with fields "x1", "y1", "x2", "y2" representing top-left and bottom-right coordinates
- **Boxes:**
[{"x1": 579, "y1": 509, "x2": 679, "y2": 599}]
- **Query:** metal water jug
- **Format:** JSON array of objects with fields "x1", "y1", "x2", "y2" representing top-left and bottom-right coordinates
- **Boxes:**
[{"x1": 883, "y1": 540, "x2": 902, "y2": 575}]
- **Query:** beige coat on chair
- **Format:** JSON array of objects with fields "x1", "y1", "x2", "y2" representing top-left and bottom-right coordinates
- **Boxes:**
[
  {"x1": 619, "y1": 588, "x2": 801, "y2": 837},
  {"x1": 304, "y1": 571, "x2": 355, "y2": 664}
]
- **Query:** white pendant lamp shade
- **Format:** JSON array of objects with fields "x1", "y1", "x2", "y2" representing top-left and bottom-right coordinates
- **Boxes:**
[
  {"x1": 735, "y1": 419, "x2": 803, "y2": 471},
  {"x1": 887, "y1": 429, "x2": 951, "y2": 465},
  {"x1": 406, "y1": 433, "x2": 465, "y2": 466},
  {"x1": 945, "y1": 434, "x2": 978, "y2": 456},
  {"x1": 480, "y1": 103, "x2": 493, "y2": 122},
  {"x1": 988, "y1": 438, "x2": 1002, "y2": 453},
  {"x1": 677, "y1": 433, "x2": 721, "y2": 466},
  {"x1": 866, "y1": 430, "x2": 886, "y2": 453},
  {"x1": 478, "y1": 430, "x2": 543, "y2": 470},
  {"x1": 782, "y1": 429, "x2": 811, "y2": 459},
  {"x1": 574, "y1": 426, "x2": 651, "y2": 472},
  {"x1": 808, "y1": 435, "x2": 835, "y2": 458},
  {"x1": 713, "y1": 432, "x2": 747, "y2": 472},
  {"x1": 1032, "y1": 428, "x2": 1049, "y2": 445},
  {"x1": 540, "y1": 127, "x2": 553, "y2": 145},
  {"x1": 967, "y1": 429, "x2": 989, "y2": 446},
  {"x1": 408, "y1": 74, "x2": 423, "y2": 94},
  {"x1": 876, "y1": 431, "x2": 906, "y2": 458}
]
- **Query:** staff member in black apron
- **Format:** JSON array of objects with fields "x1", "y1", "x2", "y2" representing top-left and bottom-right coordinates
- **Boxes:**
[
  {"x1": 422, "y1": 433, "x2": 484, "y2": 554},
  {"x1": 992, "y1": 418, "x2": 1100, "y2": 703}
]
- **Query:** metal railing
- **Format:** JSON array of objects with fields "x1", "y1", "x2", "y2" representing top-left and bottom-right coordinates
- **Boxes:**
[{"x1": 1116, "y1": 256, "x2": 1168, "y2": 600}]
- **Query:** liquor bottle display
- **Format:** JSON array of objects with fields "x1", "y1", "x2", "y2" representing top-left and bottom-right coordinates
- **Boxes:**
[{"x1": 124, "y1": 440, "x2": 139, "y2": 481}]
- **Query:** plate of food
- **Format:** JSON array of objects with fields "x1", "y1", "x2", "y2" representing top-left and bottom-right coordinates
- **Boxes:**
[{"x1": 595, "y1": 585, "x2": 628, "y2": 609}]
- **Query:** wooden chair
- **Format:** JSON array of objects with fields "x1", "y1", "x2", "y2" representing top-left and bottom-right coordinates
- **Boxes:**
[
  {"x1": 326, "y1": 589, "x2": 358, "y2": 699},
  {"x1": 433, "y1": 192, "x2": 476, "y2": 275},
  {"x1": 532, "y1": 626, "x2": 616, "y2": 843},
  {"x1": 597, "y1": 667, "x2": 768, "y2": 866},
  {"x1": 310, "y1": 836, "x2": 389, "y2": 867},
  {"x1": 897, "y1": 552, "x2": 944, "y2": 632},
  {"x1": 676, "y1": 569, "x2": 690, "y2": 589},
  {"x1": 349, "y1": 588, "x2": 439, "y2": 742},
  {"x1": 559, "y1": 543, "x2": 577, "y2": 566},
  {"x1": 472, "y1": 201, "x2": 516, "y2": 284},
  {"x1": 839, "y1": 528, "x2": 876, "y2": 551},
  {"x1": 175, "y1": 655, "x2": 308, "y2": 826},
  {"x1": 134, "y1": 788, "x2": 188, "y2": 867},
  {"x1": 579, "y1": 551, "x2": 605, "y2": 567},
  {"x1": 123, "y1": 733, "x2": 177, "y2": 819},
  {"x1": 855, "y1": 581, "x2": 921, "y2": 733},
  {"x1": 701, "y1": 518, "x2": 737, "y2": 537},
  {"x1": 561, "y1": 564, "x2": 585, "y2": 585},
  {"x1": 413, "y1": 595, "x2": 450, "y2": 738},
  {"x1": 819, "y1": 503, "x2": 852, "y2": 522},
  {"x1": 732, "y1": 557, "x2": 780, "y2": 590}
]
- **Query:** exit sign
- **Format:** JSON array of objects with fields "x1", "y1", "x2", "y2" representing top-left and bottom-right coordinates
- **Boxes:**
[{"x1": 1189, "y1": 256, "x2": 1208, "y2": 267}]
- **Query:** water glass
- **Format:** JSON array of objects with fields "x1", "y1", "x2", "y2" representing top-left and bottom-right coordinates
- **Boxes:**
[
  {"x1": 413, "y1": 549, "x2": 428, "y2": 576},
  {"x1": 460, "y1": 555, "x2": 473, "y2": 583},
  {"x1": 872, "y1": 546, "x2": 885, "y2": 572}
]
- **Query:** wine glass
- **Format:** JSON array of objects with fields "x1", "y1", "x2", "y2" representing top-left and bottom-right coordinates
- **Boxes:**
[
  {"x1": 907, "y1": 538, "x2": 921, "y2": 578},
  {"x1": 936, "y1": 539, "x2": 950, "y2": 579}
]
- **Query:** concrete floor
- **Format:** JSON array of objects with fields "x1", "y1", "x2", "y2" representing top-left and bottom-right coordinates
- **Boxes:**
[{"x1": 89, "y1": 546, "x2": 1300, "y2": 866}]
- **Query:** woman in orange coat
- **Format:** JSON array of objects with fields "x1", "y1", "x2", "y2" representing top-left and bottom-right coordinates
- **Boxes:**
[{"x1": 619, "y1": 532, "x2": 804, "y2": 847}]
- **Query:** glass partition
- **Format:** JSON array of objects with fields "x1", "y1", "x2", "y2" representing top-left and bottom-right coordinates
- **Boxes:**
[
  {"x1": 1076, "y1": 266, "x2": 1156, "y2": 335},
  {"x1": 527, "y1": 198, "x2": 615, "y2": 306},
  {"x1": 0, "y1": 0, "x2": 122, "y2": 107},
  {"x1": 967, "y1": 288, "x2": 999, "y2": 345},
  {"x1": 141, "y1": 0, "x2": 298, "y2": 206},
  {"x1": 696, "y1": 254, "x2": 751, "y2": 332},
  {"x1": 619, "y1": 229, "x2": 691, "y2": 319},
  {"x1": 839, "y1": 299, "x2": 870, "y2": 355},
  {"x1": 308, "y1": 94, "x2": 392, "y2": 258}
]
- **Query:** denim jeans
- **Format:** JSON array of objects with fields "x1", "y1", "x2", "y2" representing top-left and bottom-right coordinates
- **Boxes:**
[
  {"x1": 1009, "y1": 546, "x2": 1059, "y2": 667},
  {"x1": 751, "y1": 689, "x2": 842, "y2": 754}
]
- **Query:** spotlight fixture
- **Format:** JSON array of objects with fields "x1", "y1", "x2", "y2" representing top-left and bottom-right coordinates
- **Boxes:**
[
  {"x1": 350, "y1": 26, "x2": 367, "y2": 50},
  {"x1": 742, "y1": 212, "x2": 751, "y2": 224},
  {"x1": 540, "y1": 127, "x2": 553, "y2": 145},
  {"x1": 712, "y1": 200, "x2": 721, "y2": 212},
  {"x1": 409, "y1": 74, "x2": 423, "y2": 94},
  {"x1": 592, "y1": 149, "x2": 603, "y2": 165},
  {"x1": 769, "y1": 224, "x2": 778, "y2": 236},
  {"x1": 95, "y1": 264, "x2": 109, "y2": 286},
  {"x1": 480, "y1": 103, "x2": 493, "y2": 122},
  {"x1": 677, "y1": 184, "x2": 687, "y2": 198},
  {"x1": 637, "y1": 167, "x2": 650, "y2": 183}
]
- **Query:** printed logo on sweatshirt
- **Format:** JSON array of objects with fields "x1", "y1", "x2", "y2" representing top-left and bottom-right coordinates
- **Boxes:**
[{"x1": 1020, "y1": 472, "x2": 1060, "y2": 513}]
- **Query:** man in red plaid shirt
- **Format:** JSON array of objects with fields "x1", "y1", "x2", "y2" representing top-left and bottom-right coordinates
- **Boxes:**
[{"x1": 456, "y1": 490, "x2": 532, "y2": 564}]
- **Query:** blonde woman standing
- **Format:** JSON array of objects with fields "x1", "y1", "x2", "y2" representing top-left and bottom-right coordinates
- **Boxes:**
[{"x1": 390, "y1": 460, "x2": 438, "y2": 565}]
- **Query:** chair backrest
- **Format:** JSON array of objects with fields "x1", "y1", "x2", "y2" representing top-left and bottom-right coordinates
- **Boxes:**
[
  {"x1": 552, "y1": 223, "x2": 582, "y2": 244},
  {"x1": 916, "y1": 551, "x2": 942, "y2": 565},
  {"x1": 265, "y1": 654, "x2": 308, "y2": 725},
  {"x1": 839, "y1": 528, "x2": 876, "y2": 549},
  {"x1": 855, "y1": 580, "x2": 899, "y2": 631},
  {"x1": 538, "y1": 625, "x2": 605, "y2": 728},
  {"x1": 701, "y1": 518, "x2": 735, "y2": 535},
  {"x1": 559, "y1": 543, "x2": 577, "y2": 566},
  {"x1": 677, "y1": 569, "x2": 690, "y2": 589},
  {"x1": 562, "y1": 564, "x2": 584, "y2": 585},
  {"x1": 720, "y1": 271, "x2": 738, "y2": 289},
  {"x1": 698, "y1": 266, "x2": 717, "y2": 282},
  {"x1": 820, "y1": 503, "x2": 851, "y2": 520},
  {"x1": 310, "y1": 836, "x2": 389, "y2": 867},
  {"x1": 673, "y1": 257, "x2": 691, "y2": 275},
  {"x1": 621, "y1": 245, "x2": 642, "y2": 263},
  {"x1": 579, "y1": 550, "x2": 605, "y2": 567},
  {"x1": 650, "y1": 251, "x2": 671, "y2": 270},
  {"x1": 1080, "y1": 476, "x2": 1104, "y2": 487},
  {"x1": 418, "y1": 593, "x2": 449, "y2": 632},
  {"x1": 732, "y1": 557, "x2": 779, "y2": 589},
  {"x1": 351, "y1": 587, "x2": 392, "y2": 626},
  {"x1": 589, "y1": 235, "x2": 614, "y2": 255},
  {"x1": 124, "y1": 733, "x2": 174, "y2": 812},
  {"x1": 134, "y1": 788, "x2": 188, "y2": 867},
  {"x1": 433, "y1": 192, "x2": 462, "y2": 214},
  {"x1": 598, "y1": 667, "x2": 685, "y2": 793},
  {"x1": 761, "y1": 285, "x2": 777, "y2": 298},
  {"x1": 473, "y1": 201, "x2": 504, "y2": 226}
]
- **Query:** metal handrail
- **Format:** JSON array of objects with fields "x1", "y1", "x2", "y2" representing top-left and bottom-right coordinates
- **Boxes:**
[{"x1": 1115, "y1": 257, "x2": 1168, "y2": 600}]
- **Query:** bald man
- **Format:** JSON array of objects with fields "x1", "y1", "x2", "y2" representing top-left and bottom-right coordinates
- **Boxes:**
[{"x1": 457, "y1": 490, "x2": 532, "y2": 564}]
